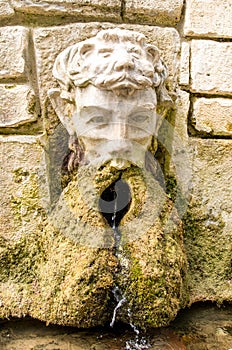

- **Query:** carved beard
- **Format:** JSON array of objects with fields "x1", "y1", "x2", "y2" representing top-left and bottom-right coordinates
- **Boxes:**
[
  {"x1": 61, "y1": 136, "x2": 161, "y2": 190},
  {"x1": 51, "y1": 160, "x2": 187, "y2": 327}
]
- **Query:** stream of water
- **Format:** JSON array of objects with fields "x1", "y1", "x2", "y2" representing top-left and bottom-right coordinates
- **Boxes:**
[
  {"x1": 110, "y1": 283, "x2": 151, "y2": 350},
  {"x1": 107, "y1": 180, "x2": 151, "y2": 350}
]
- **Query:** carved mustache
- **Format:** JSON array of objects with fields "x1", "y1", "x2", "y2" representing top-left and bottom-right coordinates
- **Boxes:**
[
  {"x1": 94, "y1": 71, "x2": 153, "y2": 90},
  {"x1": 80, "y1": 140, "x2": 151, "y2": 170}
]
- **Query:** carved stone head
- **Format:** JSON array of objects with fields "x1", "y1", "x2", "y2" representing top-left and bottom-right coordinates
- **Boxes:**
[{"x1": 49, "y1": 28, "x2": 171, "y2": 171}]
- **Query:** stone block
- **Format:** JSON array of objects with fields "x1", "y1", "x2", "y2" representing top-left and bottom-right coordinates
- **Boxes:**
[
  {"x1": 179, "y1": 42, "x2": 189, "y2": 86},
  {"x1": 0, "y1": 26, "x2": 29, "y2": 80},
  {"x1": 191, "y1": 40, "x2": 232, "y2": 95},
  {"x1": 0, "y1": 84, "x2": 37, "y2": 127},
  {"x1": 171, "y1": 90, "x2": 191, "y2": 198},
  {"x1": 191, "y1": 97, "x2": 232, "y2": 136},
  {"x1": 158, "y1": 90, "x2": 190, "y2": 195},
  {"x1": 10, "y1": 0, "x2": 121, "y2": 21},
  {"x1": 0, "y1": 136, "x2": 45, "y2": 241},
  {"x1": 0, "y1": 0, "x2": 14, "y2": 19},
  {"x1": 184, "y1": 0, "x2": 232, "y2": 39},
  {"x1": 124, "y1": 0, "x2": 184, "y2": 26},
  {"x1": 33, "y1": 23, "x2": 180, "y2": 116},
  {"x1": 185, "y1": 139, "x2": 232, "y2": 302}
]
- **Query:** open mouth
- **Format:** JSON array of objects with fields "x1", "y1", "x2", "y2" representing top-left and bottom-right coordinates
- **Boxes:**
[{"x1": 99, "y1": 177, "x2": 131, "y2": 230}]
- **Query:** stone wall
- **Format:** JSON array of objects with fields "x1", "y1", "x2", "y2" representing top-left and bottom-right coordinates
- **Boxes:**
[{"x1": 0, "y1": 0, "x2": 231, "y2": 320}]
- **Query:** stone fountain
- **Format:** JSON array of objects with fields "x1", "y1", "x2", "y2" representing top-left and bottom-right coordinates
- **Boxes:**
[
  {"x1": 47, "y1": 28, "x2": 188, "y2": 330},
  {"x1": 0, "y1": 29, "x2": 188, "y2": 336}
]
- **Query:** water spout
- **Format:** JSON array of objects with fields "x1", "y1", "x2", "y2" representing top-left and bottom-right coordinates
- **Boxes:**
[{"x1": 99, "y1": 177, "x2": 131, "y2": 248}]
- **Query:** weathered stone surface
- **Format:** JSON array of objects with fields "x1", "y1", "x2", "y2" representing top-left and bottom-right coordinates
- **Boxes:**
[
  {"x1": 124, "y1": 0, "x2": 184, "y2": 26},
  {"x1": 1, "y1": 307, "x2": 232, "y2": 349},
  {"x1": 170, "y1": 90, "x2": 191, "y2": 198},
  {"x1": 184, "y1": 0, "x2": 232, "y2": 39},
  {"x1": 191, "y1": 97, "x2": 232, "y2": 136},
  {"x1": 179, "y1": 42, "x2": 189, "y2": 86},
  {"x1": 112, "y1": 166, "x2": 188, "y2": 329},
  {"x1": 0, "y1": 136, "x2": 44, "y2": 241},
  {"x1": 174, "y1": 90, "x2": 190, "y2": 146},
  {"x1": 0, "y1": 0, "x2": 14, "y2": 19},
  {"x1": 158, "y1": 90, "x2": 190, "y2": 201},
  {"x1": 33, "y1": 23, "x2": 180, "y2": 123},
  {"x1": 191, "y1": 40, "x2": 232, "y2": 95},
  {"x1": 0, "y1": 26, "x2": 28, "y2": 80},
  {"x1": 10, "y1": 0, "x2": 121, "y2": 21},
  {"x1": 184, "y1": 139, "x2": 232, "y2": 302},
  {"x1": 0, "y1": 161, "x2": 188, "y2": 328},
  {"x1": 0, "y1": 84, "x2": 37, "y2": 127}
]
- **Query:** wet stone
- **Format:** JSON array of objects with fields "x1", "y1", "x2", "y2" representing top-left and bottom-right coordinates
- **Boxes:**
[{"x1": 0, "y1": 305, "x2": 231, "y2": 349}]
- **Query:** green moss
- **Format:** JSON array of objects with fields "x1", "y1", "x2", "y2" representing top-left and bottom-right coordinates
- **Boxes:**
[
  {"x1": 0, "y1": 232, "x2": 45, "y2": 283},
  {"x1": 115, "y1": 173, "x2": 188, "y2": 329},
  {"x1": 11, "y1": 172, "x2": 44, "y2": 228},
  {"x1": 0, "y1": 163, "x2": 190, "y2": 329},
  {"x1": 183, "y1": 201, "x2": 231, "y2": 302}
]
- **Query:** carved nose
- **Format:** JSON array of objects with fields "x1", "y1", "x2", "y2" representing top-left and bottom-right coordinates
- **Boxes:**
[
  {"x1": 113, "y1": 122, "x2": 127, "y2": 139},
  {"x1": 108, "y1": 141, "x2": 131, "y2": 157},
  {"x1": 114, "y1": 54, "x2": 135, "y2": 71}
]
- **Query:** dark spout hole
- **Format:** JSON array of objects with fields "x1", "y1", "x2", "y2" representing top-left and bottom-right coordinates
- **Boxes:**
[{"x1": 99, "y1": 178, "x2": 131, "y2": 228}]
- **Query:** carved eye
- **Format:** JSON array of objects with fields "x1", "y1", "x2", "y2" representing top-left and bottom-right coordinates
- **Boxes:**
[
  {"x1": 88, "y1": 116, "x2": 107, "y2": 125},
  {"x1": 129, "y1": 114, "x2": 149, "y2": 123}
]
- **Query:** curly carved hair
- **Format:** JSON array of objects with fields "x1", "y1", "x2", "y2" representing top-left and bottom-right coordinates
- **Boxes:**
[{"x1": 53, "y1": 28, "x2": 171, "y2": 103}]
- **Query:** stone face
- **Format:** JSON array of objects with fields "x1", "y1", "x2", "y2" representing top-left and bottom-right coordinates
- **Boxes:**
[
  {"x1": 10, "y1": 0, "x2": 121, "y2": 21},
  {"x1": 0, "y1": 84, "x2": 37, "y2": 127},
  {"x1": 184, "y1": 139, "x2": 232, "y2": 302},
  {"x1": 0, "y1": 26, "x2": 29, "y2": 80},
  {"x1": 0, "y1": 0, "x2": 14, "y2": 19},
  {"x1": 191, "y1": 97, "x2": 232, "y2": 136},
  {"x1": 191, "y1": 40, "x2": 232, "y2": 95},
  {"x1": 49, "y1": 28, "x2": 172, "y2": 171},
  {"x1": 0, "y1": 136, "x2": 44, "y2": 241},
  {"x1": 184, "y1": 0, "x2": 232, "y2": 39},
  {"x1": 124, "y1": 0, "x2": 184, "y2": 26}
]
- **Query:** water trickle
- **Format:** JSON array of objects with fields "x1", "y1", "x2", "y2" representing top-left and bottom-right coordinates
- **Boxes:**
[
  {"x1": 110, "y1": 292, "x2": 151, "y2": 349},
  {"x1": 125, "y1": 336, "x2": 151, "y2": 350},
  {"x1": 125, "y1": 308, "x2": 151, "y2": 350},
  {"x1": 127, "y1": 308, "x2": 140, "y2": 336},
  {"x1": 110, "y1": 286, "x2": 126, "y2": 328},
  {"x1": 99, "y1": 178, "x2": 151, "y2": 349}
]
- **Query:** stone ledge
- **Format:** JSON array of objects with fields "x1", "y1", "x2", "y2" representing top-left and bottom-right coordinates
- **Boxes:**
[
  {"x1": 191, "y1": 40, "x2": 232, "y2": 95},
  {"x1": 184, "y1": 0, "x2": 232, "y2": 39},
  {"x1": 0, "y1": 26, "x2": 29, "y2": 80},
  {"x1": 10, "y1": 0, "x2": 121, "y2": 21},
  {"x1": 191, "y1": 97, "x2": 232, "y2": 137},
  {"x1": 124, "y1": 0, "x2": 184, "y2": 26},
  {"x1": 0, "y1": 84, "x2": 38, "y2": 128}
]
